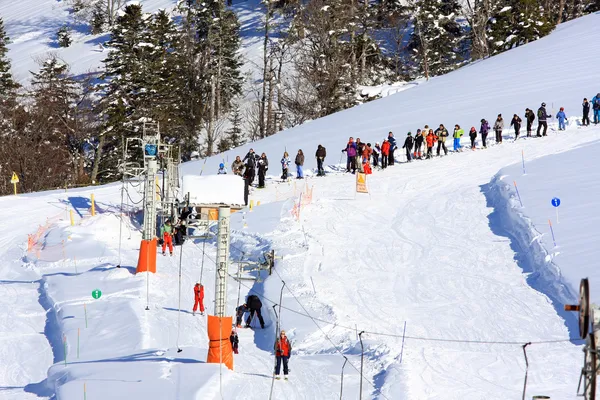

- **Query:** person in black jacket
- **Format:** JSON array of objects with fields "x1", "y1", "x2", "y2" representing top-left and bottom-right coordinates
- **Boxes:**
[
  {"x1": 257, "y1": 153, "x2": 268, "y2": 188},
  {"x1": 525, "y1": 109, "x2": 535, "y2": 137},
  {"x1": 315, "y1": 145, "x2": 326, "y2": 176},
  {"x1": 583, "y1": 98, "x2": 591, "y2": 126},
  {"x1": 230, "y1": 330, "x2": 239, "y2": 354},
  {"x1": 510, "y1": 114, "x2": 522, "y2": 140},
  {"x1": 387, "y1": 132, "x2": 397, "y2": 165},
  {"x1": 413, "y1": 130, "x2": 424, "y2": 159},
  {"x1": 245, "y1": 295, "x2": 265, "y2": 329},
  {"x1": 402, "y1": 132, "x2": 414, "y2": 162},
  {"x1": 537, "y1": 103, "x2": 551, "y2": 137},
  {"x1": 469, "y1": 127, "x2": 477, "y2": 149}
]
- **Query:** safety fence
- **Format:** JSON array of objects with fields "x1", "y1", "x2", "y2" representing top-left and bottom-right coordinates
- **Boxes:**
[{"x1": 290, "y1": 183, "x2": 314, "y2": 222}]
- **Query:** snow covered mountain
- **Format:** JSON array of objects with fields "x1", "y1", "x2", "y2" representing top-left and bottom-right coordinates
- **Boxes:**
[{"x1": 1, "y1": 8, "x2": 600, "y2": 400}]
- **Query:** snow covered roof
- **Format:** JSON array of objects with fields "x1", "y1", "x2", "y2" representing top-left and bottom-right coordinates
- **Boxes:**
[{"x1": 181, "y1": 175, "x2": 245, "y2": 207}]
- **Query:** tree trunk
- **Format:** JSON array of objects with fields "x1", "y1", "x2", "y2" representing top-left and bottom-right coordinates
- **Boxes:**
[
  {"x1": 206, "y1": 75, "x2": 216, "y2": 157},
  {"x1": 260, "y1": 1, "x2": 271, "y2": 138},
  {"x1": 557, "y1": 0, "x2": 566, "y2": 23},
  {"x1": 91, "y1": 134, "x2": 105, "y2": 183},
  {"x1": 266, "y1": 54, "x2": 274, "y2": 135}
]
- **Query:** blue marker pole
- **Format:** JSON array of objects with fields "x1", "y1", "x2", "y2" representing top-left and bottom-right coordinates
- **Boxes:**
[
  {"x1": 521, "y1": 150, "x2": 525, "y2": 175},
  {"x1": 513, "y1": 181, "x2": 523, "y2": 207},
  {"x1": 551, "y1": 197, "x2": 561, "y2": 224}
]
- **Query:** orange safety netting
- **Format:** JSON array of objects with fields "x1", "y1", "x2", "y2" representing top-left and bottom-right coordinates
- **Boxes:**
[
  {"x1": 136, "y1": 238, "x2": 157, "y2": 273},
  {"x1": 206, "y1": 315, "x2": 234, "y2": 370}
]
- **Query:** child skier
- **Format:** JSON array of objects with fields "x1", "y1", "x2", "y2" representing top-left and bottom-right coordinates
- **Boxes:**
[
  {"x1": 556, "y1": 107, "x2": 568, "y2": 130},
  {"x1": 380, "y1": 139, "x2": 390, "y2": 169},
  {"x1": 413, "y1": 129, "x2": 423, "y2": 159},
  {"x1": 193, "y1": 283, "x2": 204, "y2": 316},
  {"x1": 469, "y1": 127, "x2": 477, "y2": 150},
  {"x1": 230, "y1": 330, "x2": 239, "y2": 354},
  {"x1": 494, "y1": 114, "x2": 504, "y2": 144},
  {"x1": 217, "y1": 163, "x2": 227, "y2": 174},
  {"x1": 280, "y1": 152, "x2": 290, "y2": 181},
  {"x1": 510, "y1": 114, "x2": 522, "y2": 140},
  {"x1": 452, "y1": 125, "x2": 464, "y2": 152},
  {"x1": 479, "y1": 119, "x2": 490, "y2": 148},
  {"x1": 160, "y1": 219, "x2": 173, "y2": 256},
  {"x1": 425, "y1": 130, "x2": 436, "y2": 159},
  {"x1": 402, "y1": 132, "x2": 414, "y2": 162}
]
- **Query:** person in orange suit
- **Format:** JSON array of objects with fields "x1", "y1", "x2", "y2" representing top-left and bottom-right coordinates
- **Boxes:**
[
  {"x1": 193, "y1": 283, "x2": 204, "y2": 316},
  {"x1": 274, "y1": 330, "x2": 292, "y2": 379},
  {"x1": 160, "y1": 219, "x2": 173, "y2": 256}
]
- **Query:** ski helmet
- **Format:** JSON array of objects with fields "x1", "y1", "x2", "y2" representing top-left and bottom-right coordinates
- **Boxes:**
[
  {"x1": 407, "y1": 132, "x2": 412, "y2": 136},
  {"x1": 541, "y1": 102, "x2": 546, "y2": 107},
  {"x1": 219, "y1": 163, "x2": 224, "y2": 168},
  {"x1": 560, "y1": 107, "x2": 564, "y2": 111}
]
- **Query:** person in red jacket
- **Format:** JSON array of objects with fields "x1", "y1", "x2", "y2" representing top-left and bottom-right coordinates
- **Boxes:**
[
  {"x1": 193, "y1": 283, "x2": 204, "y2": 316},
  {"x1": 274, "y1": 330, "x2": 292, "y2": 379},
  {"x1": 425, "y1": 130, "x2": 437, "y2": 159},
  {"x1": 380, "y1": 139, "x2": 390, "y2": 169}
]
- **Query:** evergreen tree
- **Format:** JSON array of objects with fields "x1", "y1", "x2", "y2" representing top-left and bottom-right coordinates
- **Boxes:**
[
  {"x1": 57, "y1": 25, "x2": 72, "y2": 47},
  {"x1": 218, "y1": 103, "x2": 244, "y2": 152},
  {"x1": 486, "y1": 0, "x2": 556, "y2": 55},
  {"x1": 408, "y1": 0, "x2": 466, "y2": 78},
  {"x1": 0, "y1": 17, "x2": 19, "y2": 100}
]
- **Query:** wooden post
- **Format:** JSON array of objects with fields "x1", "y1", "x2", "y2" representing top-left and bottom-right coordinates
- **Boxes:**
[{"x1": 91, "y1": 194, "x2": 95, "y2": 216}]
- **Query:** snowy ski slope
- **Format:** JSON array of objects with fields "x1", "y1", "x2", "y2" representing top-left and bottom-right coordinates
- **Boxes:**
[{"x1": 2, "y1": 9, "x2": 600, "y2": 400}]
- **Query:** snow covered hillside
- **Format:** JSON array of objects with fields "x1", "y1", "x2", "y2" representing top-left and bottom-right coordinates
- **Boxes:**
[{"x1": 2, "y1": 10, "x2": 600, "y2": 400}]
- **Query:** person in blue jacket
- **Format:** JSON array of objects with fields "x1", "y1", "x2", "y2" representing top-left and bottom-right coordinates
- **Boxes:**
[
  {"x1": 387, "y1": 132, "x2": 397, "y2": 166},
  {"x1": 556, "y1": 107, "x2": 568, "y2": 130},
  {"x1": 591, "y1": 93, "x2": 600, "y2": 124}
]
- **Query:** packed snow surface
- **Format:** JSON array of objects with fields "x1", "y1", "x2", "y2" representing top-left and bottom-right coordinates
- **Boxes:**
[
  {"x1": 181, "y1": 175, "x2": 246, "y2": 206},
  {"x1": 2, "y1": 7, "x2": 600, "y2": 400}
]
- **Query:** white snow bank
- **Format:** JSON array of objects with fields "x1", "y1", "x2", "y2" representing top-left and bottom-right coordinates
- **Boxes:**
[{"x1": 181, "y1": 174, "x2": 246, "y2": 206}]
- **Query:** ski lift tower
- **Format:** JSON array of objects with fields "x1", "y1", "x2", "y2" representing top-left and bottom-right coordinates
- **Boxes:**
[
  {"x1": 565, "y1": 278, "x2": 600, "y2": 399},
  {"x1": 136, "y1": 122, "x2": 161, "y2": 273}
]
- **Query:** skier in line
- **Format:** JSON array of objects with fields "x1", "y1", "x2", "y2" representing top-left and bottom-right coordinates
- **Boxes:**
[
  {"x1": 235, "y1": 303, "x2": 249, "y2": 327},
  {"x1": 525, "y1": 108, "x2": 535, "y2": 137},
  {"x1": 556, "y1": 107, "x2": 568, "y2": 130},
  {"x1": 274, "y1": 330, "x2": 292, "y2": 380},
  {"x1": 356, "y1": 138, "x2": 365, "y2": 172},
  {"x1": 537, "y1": 102, "x2": 551, "y2": 137},
  {"x1": 372, "y1": 143, "x2": 381, "y2": 168},
  {"x1": 413, "y1": 129, "x2": 424, "y2": 159},
  {"x1": 402, "y1": 132, "x2": 414, "y2": 162},
  {"x1": 246, "y1": 294, "x2": 265, "y2": 329},
  {"x1": 230, "y1": 330, "x2": 239, "y2": 354},
  {"x1": 494, "y1": 114, "x2": 504, "y2": 144},
  {"x1": 281, "y1": 152, "x2": 290, "y2": 181},
  {"x1": 510, "y1": 114, "x2": 522, "y2": 140},
  {"x1": 342, "y1": 137, "x2": 357, "y2": 173},
  {"x1": 244, "y1": 157, "x2": 256, "y2": 186},
  {"x1": 452, "y1": 125, "x2": 464, "y2": 152},
  {"x1": 435, "y1": 124, "x2": 449, "y2": 156},
  {"x1": 217, "y1": 163, "x2": 227, "y2": 174},
  {"x1": 479, "y1": 119, "x2": 490, "y2": 149},
  {"x1": 387, "y1": 132, "x2": 397, "y2": 165},
  {"x1": 583, "y1": 98, "x2": 591, "y2": 126},
  {"x1": 591, "y1": 93, "x2": 600, "y2": 124},
  {"x1": 380, "y1": 139, "x2": 390, "y2": 169},
  {"x1": 469, "y1": 127, "x2": 477, "y2": 150},
  {"x1": 295, "y1": 149, "x2": 304, "y2": 179},
  {"x1": 315, "y1": 145, "x2": 326, "y2": 176},
  {"x1": 231, "y1": 156, "x2": 244, "y2": 176},
  {"x1": 363, "y1": 143, "x2": 373, "y2": 173},
  {"x1": 257, "y1": 153, "x2": 268, "y2": 188},
  {"x1": 425, "y1": 129, "x2": 436, "y2": 159},
  {"x1": 193, "y1": 283, "x2": 204, "y2": 316},
  {"x1": 160, "y1": 219, "x2": 174, "y2": 256}
]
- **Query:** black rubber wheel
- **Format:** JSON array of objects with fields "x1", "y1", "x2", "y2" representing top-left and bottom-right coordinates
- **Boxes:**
[{"x1": 581, "y1": 278, "x2": 591, "y2": 339}]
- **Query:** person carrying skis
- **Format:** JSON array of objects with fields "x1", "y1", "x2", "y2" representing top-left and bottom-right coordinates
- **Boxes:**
[
  {"x1": 525, "y1": 109, "x2": 535, "y2": 137},
  {"x1": 425, "y1": 130, "x2": 437, "y2": 159},
  {"x1": 402, "y1": 132, "x2": 414, "y2": 162},
  {"x1": 217, "y1": 163, "x2": 227, "y2": 174},
  {"x1": 281, "y1": 152, "x2": 290, "y2": 181},
  {"x1": 469, "y1": 127, "x2": 477, "y2": 150},
  {"x1": 160, "y1": 219, "x2": 174, "y2": 256},
  {"x1": 556, "y1": 107, "x2": 568, "y2": 130},
  {"x1": 453, "y1": 125, "x2": 464, "y2": 152},
  {"x1": 342, "y1": 137, "x2": 357, "y2": 173},
  {"x1": 231, "y1": 156, "x2": 245, "y2": 176},
  {"x1": 479, "y1": 119, "x2": 490, "y2": 148},
  {"x1": 274, "y1": 330, "x2": 292, "y2": 380},
  {"x1": 246, "y1": 294, "x2": 265, "y2": 329},
  {"x1": 315, "y1": 145, "x2": 326, "y2": 176},
  {"x1": 537, "y1": 103, "x2": 551, "y2": 136},
  {"x1": 510, "y1": 114, "x2": 522, "y2": 140},
  {"x1": 583, "y1": 98, "x2": 591, "y2": 126},
  {"x1": 591, "y1": 93, "x2": 600, "y2": 124},
  {"x1": 235, "y1": 303, "x2": 249, "y2": 327},
  {"x1": 193, "y1": 283, "x2": 204, "y2": 316},
  {"x1": 387, "y1": 132, "x2": 397, "y2": 165},
  {"x1": 372, "y1": 143, "x2": 381, "y2": 168},
  {"x1": 414, "y1": 129, "x2": 424, "y2": 159},
  {"x1": 230, "y1": 330, "x2": 239, "y2": 354},
  {"x1": 435, "y1": 124, "x2": 449, "y2": 156},
  {"x1": 295, "y1": 150, "x2": 304, "y2": 179},
  {"x1": 493, "y1": 114, "x2": 504, "y2": 144},
  {"x1": 380, "y1": 139, "x2": 390, "y2": 169}
]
